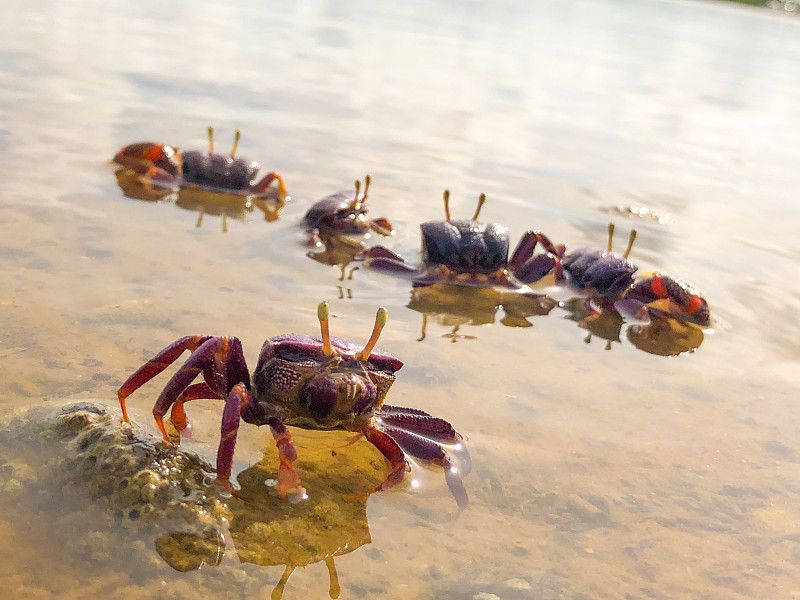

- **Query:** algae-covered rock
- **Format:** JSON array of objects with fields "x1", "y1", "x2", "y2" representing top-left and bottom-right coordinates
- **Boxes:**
[
  {"x1": 0, "y1": 402, "x2": 386, "y2": 599},
  {"x1": 0, "y1": 401, "x2": 228, "y2": 528}
]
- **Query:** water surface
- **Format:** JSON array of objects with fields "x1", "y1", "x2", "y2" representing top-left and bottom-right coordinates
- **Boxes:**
[{"x1": 1, "y1": 0, "x2": 800, "y2": 598}]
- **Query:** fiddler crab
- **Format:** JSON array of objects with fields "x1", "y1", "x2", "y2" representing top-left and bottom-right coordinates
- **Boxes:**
[
  {"x1": 535, "y1": 223, "x2": 711, "y2": 327},
  {"x1": 304, "y1": 175, "x2": 394, "y2": 246},
  {"x1": 117, "y1": 302, "x2": 469, "y2": 510},
  {"x1": 361, "y1": 190, "x2": 558, "y2": 290},
  {"x1": 113, "y1": 127, "x2": 288, "y2": 201}
]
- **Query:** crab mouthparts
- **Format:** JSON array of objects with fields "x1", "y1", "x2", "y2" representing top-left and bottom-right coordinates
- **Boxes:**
[{"x1": 342, "y1": 374, "x2": 366, "y2": 404}]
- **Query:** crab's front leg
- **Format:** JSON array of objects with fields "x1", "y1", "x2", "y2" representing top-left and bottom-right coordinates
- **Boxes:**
[
  {"x1": 361, "y1": 247, "x2": 440, "y2": 286},
  {"x1": 118, "y1": 335, "x2": 211, "y2": 422},
  {"x1": 251, "y1": 171, "x2": 288, "y2": 198},
  {"x1": 362, "y1": 424, "x2": 410, "y2": 495},
  {"x1": 269, "y1": 417, "x2": 303, "y2": 498},
  {"x1": 377, "y1": 423, "x2": 469, "y2": 511},
  {"x1": 369, "y1": 217, "x2": 395, "y2": 237},
  {"x1": 120, "y1": 161, "x2": 182, "y2": 189},
  {"x1": 113, "y1": 142, "x2": 183, "y2": 190},
  {"x1": 215, "y1": 384, "x2": 302, "y2": 498},
  {"x1": 148, "y1": 337, "x2": 249, "y2": 444},
  {"x1": 508, "y1": 230, "x2": 565, "y2": 284}
]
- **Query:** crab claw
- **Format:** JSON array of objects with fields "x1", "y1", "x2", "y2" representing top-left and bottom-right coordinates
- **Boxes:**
[
  {"x1": 178, "y1": 422, "x2": 193, "y2": 438},
  {"x1": 508, "y1": 230, "x2": 563, "y2": 285},
  {"x1": 370, "y1": 217, "x2": 395, "y2": 236},
  {"x1": 623, "y1": 273, "x2": 710, "y2": 327},
  {"x1": 113, "y1": 142, "x2": 183, "y2": 178},
  {"x1": 513, "y1": 253, "x2": 557, "y2": 285}
]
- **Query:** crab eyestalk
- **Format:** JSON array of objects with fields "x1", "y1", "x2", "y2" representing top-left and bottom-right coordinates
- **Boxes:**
[
  {"x1": 357, "y1": 307, "x2": 388, "y2": 361},
  {"x1": 607, "y1": 222, "x2": 615, "y2": 253},
  {"x1": 317, "y1": 301, "x2": 335, "y2": 356},
  {"x1": 472, "y1": 193, "x2": 487, "y2": 221},
  {"x1": 443, "y1": 189, "x2": 451, "y2": 221},
  {"x1": 362, "y1": 174, "x2": 371, "y2": 203},
  {"x1": 207, "y1": 126, "x2": 214, "y2": 153},
  {"x1": 623, "y1": 228, "x2": 637, "y2": 259},
  {"x1": 230, "y1": 129, "x2": 241, "y2": 157},
  {"x1": 351, "y1": 179, "x2": 362, "y2": 210}
]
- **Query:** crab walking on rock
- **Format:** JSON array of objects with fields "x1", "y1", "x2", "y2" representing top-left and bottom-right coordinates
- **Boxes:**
[{"x1": 117, "y1": 302, "x2": 470, "y2": 510}]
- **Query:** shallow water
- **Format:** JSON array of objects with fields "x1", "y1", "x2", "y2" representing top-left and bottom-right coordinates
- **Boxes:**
[{"x1": 2, "y1": 0, "x2": 800, "y2": 598}]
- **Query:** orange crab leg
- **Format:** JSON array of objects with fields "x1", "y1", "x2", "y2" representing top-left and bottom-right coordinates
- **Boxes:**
[
  {"x1": 269, "y1": 419, "x2": 302, "y2": 497},
  {"x1": 251, "y1": 171, "x2": 288, "y2": 197},
  {"x1": 169, "y1": 382, "x2": 222, "y2": 434},
  {"x1": 362, "y1": 424, "x2": 409, "y2": 494}
]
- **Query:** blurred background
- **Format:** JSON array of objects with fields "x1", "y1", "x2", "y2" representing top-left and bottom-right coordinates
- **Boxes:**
[{"x1": 1, "y1": 0, "x2": 799, "y2": 598}]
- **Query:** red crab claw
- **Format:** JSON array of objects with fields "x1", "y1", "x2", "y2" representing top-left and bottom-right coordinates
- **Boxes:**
[
  {"x1": 113, "y1": 142, "x2": 183, "y2": 179},
  {"x1": 370, "y1": 217, "x2": 395, "y2": 236},
  {"x1": 622, "y1": 272, "x2": 710, "y2": 327}
]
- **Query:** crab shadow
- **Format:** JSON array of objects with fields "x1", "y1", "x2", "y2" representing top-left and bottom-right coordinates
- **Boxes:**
[
  {"x1": 155, "y1": 428, "x2": 389, "y2": 599},
  {"x1": 0, "y1": 403, "x2": 414, "y2": 600},
  {"x1": 114, "y1": 169, "x2": 287, "y2": 232},
  {"x1": 406, "y1": 283, "x2": 557, "y2": 342},
  {"x1": 305, "y1": 231, "x2": 366, "y2": 283}
]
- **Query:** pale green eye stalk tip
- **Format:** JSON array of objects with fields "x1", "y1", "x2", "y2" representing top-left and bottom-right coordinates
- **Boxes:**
[
  {"x1": 377, "y1": 306, "x2": 388, "y2": 327},
  {"x1": 317, "y1": 301, "x2": 329, "y2": 323}
]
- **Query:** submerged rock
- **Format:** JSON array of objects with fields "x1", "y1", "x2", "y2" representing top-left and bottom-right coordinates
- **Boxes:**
[
  {"x1": 0, "y1": 401, "x2": 227, "y2": 529},
  {"x1": 0, "y1": 401, "x2": 385, "y2": 599}
]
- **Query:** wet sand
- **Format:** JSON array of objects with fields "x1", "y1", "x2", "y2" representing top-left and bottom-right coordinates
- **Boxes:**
[{"x1": 1, "y1": 0, "x2": 800, "y2": 598}]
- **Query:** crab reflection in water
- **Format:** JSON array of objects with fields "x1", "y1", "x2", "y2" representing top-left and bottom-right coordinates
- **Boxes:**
[
  {"x1": 157, "y1": 429, "x2": 387, "y2": 600},
  {"x1": 306, "y1": 232, "x2": 365, "y2": 282},
  {"x1": 113, "y1": 169, "x2": 287, "y2": 232},
  {"x1": 408, "y1": 283, "x2": 557, "y2": 342},
  {"x1": 112, "y1": 127, "x2": 289, "y2": 232}
]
